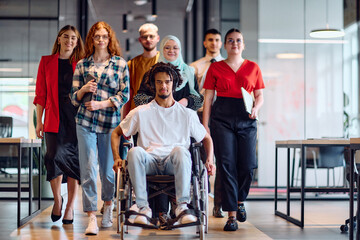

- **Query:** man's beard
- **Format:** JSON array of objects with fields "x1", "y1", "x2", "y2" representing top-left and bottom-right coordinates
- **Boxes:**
[
  {"x1": 143, "y1": 45, "x2": 156, "y2": 52},
  {"x1": 158, "y1": 93, "x2": 170, "y2": 99}
]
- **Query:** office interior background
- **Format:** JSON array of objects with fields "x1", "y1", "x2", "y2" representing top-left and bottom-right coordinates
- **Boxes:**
[{"x1": 0, "y1": 0, "x2": 358, "y2": 188}]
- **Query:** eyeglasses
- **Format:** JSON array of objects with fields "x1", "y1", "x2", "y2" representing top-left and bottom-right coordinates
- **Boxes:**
[
  {"x1": 226, "y1": 38, "x2": 242, "y2": 44},
  {"x1": 93, "y1": 35, "x2": 109, "y2": 41},
  {"x1": 140, "y1": 34, "x2": 156, "y2": 40}
]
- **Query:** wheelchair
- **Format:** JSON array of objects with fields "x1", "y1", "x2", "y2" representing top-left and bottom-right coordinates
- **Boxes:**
[{"x1": 115, "y1": 141, "x2": 209, "y2": 240}]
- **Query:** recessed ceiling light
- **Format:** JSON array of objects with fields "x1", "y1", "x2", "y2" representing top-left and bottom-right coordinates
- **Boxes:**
[
  {"x1": 0, "y1": 68, "x2": 23, "y2": 72},
  {"x1": 134, "y1": 0, "x2": 147, "y2": 6},
  {"x1": 276, "y1": 53, "x2": 304, "y2": 59}
]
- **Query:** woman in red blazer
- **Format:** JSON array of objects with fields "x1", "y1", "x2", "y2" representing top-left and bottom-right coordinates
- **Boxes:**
[{"x1": 33, "y1": 25, "x2": 85, "y2": 224}]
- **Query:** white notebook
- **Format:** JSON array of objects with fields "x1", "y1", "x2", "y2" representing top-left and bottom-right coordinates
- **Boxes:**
[{"x1": 241, "y1": 87, "x2": 258, "y2": 120}]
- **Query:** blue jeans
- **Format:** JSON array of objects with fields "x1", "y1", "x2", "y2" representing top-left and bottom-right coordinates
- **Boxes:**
[
  {"x1": 76, "y1": 125, "x2": 115, "y2": 212},
  {"x1": 127, "y1": 146, "x2": 192, "y2": 208}
]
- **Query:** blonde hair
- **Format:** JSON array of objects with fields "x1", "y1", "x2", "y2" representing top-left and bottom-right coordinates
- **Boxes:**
[
  {"x1": 51, "y1": 25, "x2": 85, "y2": 62},
  {"x1": 84, "y1": 21, "x2": 121, "y2": 58},
  {"x1": 138, "y1": 23, "x2": 158, "y2": 35}
]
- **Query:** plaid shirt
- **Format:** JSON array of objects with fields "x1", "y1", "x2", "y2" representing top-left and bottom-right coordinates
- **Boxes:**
[{"x1": 71, "y1": 55, "x2": 129, "y2": 133}]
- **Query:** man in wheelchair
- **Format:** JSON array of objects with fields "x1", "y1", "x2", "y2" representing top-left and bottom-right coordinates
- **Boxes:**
[{"x1": 111, "y1": 62, "x2": 215, "y2": 228}]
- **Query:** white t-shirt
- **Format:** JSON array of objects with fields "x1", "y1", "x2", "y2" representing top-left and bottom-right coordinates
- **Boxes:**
[{"x1": 120, "y1": 100, "x2": 207, "y2": 159}]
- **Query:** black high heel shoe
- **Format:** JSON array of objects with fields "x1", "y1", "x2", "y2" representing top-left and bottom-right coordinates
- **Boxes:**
[
  {"x1": 51, "y1": 197, "x2": 63, "y2": 222},
  {"x1": 62, "y1": 210, "x2": 74, "y2": 224}
]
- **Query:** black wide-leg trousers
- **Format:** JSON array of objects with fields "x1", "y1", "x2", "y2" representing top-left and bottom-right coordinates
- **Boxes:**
[{"x1": 210, "y1": 97, "x2": 257, "y2": 212}]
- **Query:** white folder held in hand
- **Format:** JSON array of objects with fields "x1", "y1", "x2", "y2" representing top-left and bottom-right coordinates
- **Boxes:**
[{"x1": 241, "y1": 87, "x2": 258, "y2": 120}]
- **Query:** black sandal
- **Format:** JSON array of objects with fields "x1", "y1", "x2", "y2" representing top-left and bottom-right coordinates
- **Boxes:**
[{"x1": 223, "y1": 216, "x2": 238, "y2": 231}]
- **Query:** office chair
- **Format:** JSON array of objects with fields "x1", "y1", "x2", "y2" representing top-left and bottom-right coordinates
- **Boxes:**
[
  {"x1": 295, "y1": 146, "x2": 345, "y2": 188},
  {"x1": 0, "y1": 116, "x2": 13, "y2": 138},
  {"x1": 0, "y1": 116, "x2": 14, "y2": 177}
]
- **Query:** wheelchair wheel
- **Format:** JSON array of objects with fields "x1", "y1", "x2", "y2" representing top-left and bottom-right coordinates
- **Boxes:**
[
  {"x1": 199, "y1": 222, "x2": 205, "y2": 240},
  {"x1": 116, "y1": 169, "x2": 121, "y2": 233},
  {"x1": 203, "y1": 175, "x2": 209, "y2": 233},
  {"x1": 120, "y1": 222, "x2": 125, "y2": 240},
  {"x1": 199, "y1": 162, "x2": 209, "y2": 233}
]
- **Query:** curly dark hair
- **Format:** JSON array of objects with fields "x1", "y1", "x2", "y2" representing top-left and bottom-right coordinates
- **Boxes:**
[{"x1": 148, "y1": 62, "x2": 183, "y2": 92}]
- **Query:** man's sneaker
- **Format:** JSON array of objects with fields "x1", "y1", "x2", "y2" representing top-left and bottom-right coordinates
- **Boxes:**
[
  {"x1": 223, "y1": 216, "x2": 238, "y2": 231},
  {"x1": 175, "y1": 204, "x2": 197, "y2": 224},
  {"x1": 134, "y1": 206, "x2": 152, "y2": 225},
  {"x1": 213, "y1": 206, "x2": 225, "y2": 218},
  {"x1": 85, "y1": 215, "x2": 99, "y2": 235},
  {"x1": 101, "y1": 203, "x2": 114, "y2": 228},
  {"x1": 236, "y1": 203, "x2": 247, "y2": 222}
]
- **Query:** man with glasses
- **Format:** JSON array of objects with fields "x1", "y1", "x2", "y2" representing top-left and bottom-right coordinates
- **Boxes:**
[
  {"x1": 102, "y1": 24, "x2": 160, "y2": 215},
  {"x1": 122, "y1": 23, "x2": 160, "y2": 118},
  {"x1": 190, "y1": 29, "x2": 225, "y2": 218}
]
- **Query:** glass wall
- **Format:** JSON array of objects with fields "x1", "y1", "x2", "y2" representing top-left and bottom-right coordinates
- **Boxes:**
[
  {"x1": 0, "y1": 1, "x2": 59, "y2": 138},
  {"x1": 257, "y1": 0, "x2": 345, "y2": 186}
]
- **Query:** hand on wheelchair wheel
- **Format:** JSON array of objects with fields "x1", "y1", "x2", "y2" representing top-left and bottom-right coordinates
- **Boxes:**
[{"x1": 113, "y1": 158, "x2": 123, "y2": 172}]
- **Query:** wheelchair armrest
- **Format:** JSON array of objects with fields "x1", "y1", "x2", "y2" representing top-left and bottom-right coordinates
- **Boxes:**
[
  {"x1": 191, "y1": 142, "x2": 202, "y2": 148},
  {"x1": 123, "y1": 142, "x2": 133, "y2": 149}
]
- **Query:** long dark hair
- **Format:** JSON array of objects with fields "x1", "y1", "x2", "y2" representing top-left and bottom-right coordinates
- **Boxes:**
[{"x1": 51, "y1": 25, "x2": 85, "y2": 62}]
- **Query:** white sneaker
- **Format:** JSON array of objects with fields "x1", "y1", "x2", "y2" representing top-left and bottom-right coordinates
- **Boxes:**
[
  {"x1": 175, "y1": 204, "x2": 197, "y2": 224},
  {"x1": 101, "y1": 203, "x2": 114, "y2": 228},
  {"x1": 134, "y1": 206, "x2": 152, "y2": 225},
  {"x1": 85, "y1": 215, "x2": 99, "y2": 235}
]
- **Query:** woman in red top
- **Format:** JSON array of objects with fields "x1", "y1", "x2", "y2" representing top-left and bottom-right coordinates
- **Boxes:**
[
  {"x1": 202, "y1": 28, "x2": 265, "y2": 231},
  {"x1": 33, "y1": 25, "x2": 84, "y2": 224}
]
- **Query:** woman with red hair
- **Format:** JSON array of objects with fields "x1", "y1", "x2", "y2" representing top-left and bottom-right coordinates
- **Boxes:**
[{"x1": 71, "y1": 21, "x2": 129, "y2": 235}]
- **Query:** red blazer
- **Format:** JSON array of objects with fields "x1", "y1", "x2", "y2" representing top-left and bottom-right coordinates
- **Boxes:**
[{"x1": 33, "y1": 54, "x2": 77, "y2": 133}]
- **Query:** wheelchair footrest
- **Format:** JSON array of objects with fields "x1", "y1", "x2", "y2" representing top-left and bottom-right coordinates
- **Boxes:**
[
  {"x1": 161, "y1": 219, "x2": 201, "y2": 230},
  {"x1": 123, "y1": 210, "x2": 159, "y2": 229},
  {"x1": 124, "y1": 219, "x2": 159, "y2": 229},
  {"x1": 160, "y1": 209, "x2": 203, "y2": 230}
]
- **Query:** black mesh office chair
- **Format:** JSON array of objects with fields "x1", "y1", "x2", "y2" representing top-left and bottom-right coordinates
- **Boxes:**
[
  {"x1": 295, "y1": 146, "x2": 345, "y2": 188},
  {"x1": 0, "y1": 116, "x2": 14, "y2": 177},
  {"x1": 0, "y1": 116, "x2": 13, "y2": 138}
]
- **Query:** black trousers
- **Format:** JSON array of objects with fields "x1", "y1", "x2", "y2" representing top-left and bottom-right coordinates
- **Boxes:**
[
  {"x1": 210, "y1": 97, "x2": 257, "y2": 211},
  {"x1": 198, "y1": 111, "x2": 222, "y2": 208}
]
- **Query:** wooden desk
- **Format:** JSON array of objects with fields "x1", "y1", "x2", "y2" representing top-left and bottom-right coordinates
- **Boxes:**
[
  {"x1": 275, "y1": 139, "x2": 350, "y2": 229},
  {"x1": 0, "y1": 138, "x2": 42, "y2": 227}
]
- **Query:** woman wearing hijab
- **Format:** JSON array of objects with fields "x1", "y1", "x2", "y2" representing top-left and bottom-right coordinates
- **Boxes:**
[{"x1": 134, "y1": 35, "x2": 203, "y2": 111}]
